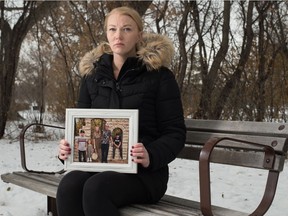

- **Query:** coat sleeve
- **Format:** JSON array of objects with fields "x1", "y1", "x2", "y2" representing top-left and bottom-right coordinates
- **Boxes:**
[
  {"x1": 77, "y1": 75, "x2": 92, "y2": 108},
  {"x1": 145, "y1": 68, "x2": 186, "y2": 171}
]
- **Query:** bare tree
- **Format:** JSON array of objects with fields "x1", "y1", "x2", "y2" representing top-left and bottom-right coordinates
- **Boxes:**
[
  {"x1": 192, "y1": 1, "x2": 231, "y2": 119},
  {"x1": 106, "y1": 1, "x2": 152, "y2": 16},
  {"x1": 0, "y1": 1, "x2": 59, "y2": 138},
  {"x1": 212, "y1": 1, "x2": 255, "y2": 120}
]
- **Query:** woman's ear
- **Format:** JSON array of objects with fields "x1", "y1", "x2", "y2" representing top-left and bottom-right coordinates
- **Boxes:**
[{"x1": 138, "y1": 31, "x2": 143, "y2": 42}]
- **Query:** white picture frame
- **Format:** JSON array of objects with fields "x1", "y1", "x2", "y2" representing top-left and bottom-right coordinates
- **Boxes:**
[{"x1": 65, "y1": 108, "x2": 138, "y2": 174}]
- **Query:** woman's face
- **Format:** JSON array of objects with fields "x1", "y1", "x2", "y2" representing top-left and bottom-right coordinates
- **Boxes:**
[{"x1": 106, "y1": 12, "x2": 141, "y2": 58}]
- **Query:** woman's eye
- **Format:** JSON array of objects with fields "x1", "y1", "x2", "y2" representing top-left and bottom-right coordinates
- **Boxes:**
[
  {"x1": 108, "y1": 28, "x2": 116, "y2": 32},
  {"x1": 123, "y1": 28, "x2": 131, "y2": 32}
]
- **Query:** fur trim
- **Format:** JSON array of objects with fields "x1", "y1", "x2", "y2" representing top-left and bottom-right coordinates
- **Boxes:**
[
  {"x1": 79, "y1": 33, "x2": 174, "y2": 76},
  {"x1": 137, "y1": 33, "x2": 174, "y2": 71}
]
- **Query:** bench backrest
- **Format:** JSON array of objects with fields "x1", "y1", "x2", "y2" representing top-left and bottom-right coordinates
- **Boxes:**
[
  {"x1": 178, "y1": 119, "x2": 288, "y2": 172},
  {"x1": 19, "y1": 120, "x2": 288, "y2": 173}
]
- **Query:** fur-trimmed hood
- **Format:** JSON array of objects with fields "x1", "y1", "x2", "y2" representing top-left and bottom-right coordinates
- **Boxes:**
[{"x1": 79, "y1": 33, "x2": 174, "y2": 76}]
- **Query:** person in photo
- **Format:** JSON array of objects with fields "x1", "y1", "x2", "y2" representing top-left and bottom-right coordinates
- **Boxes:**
[
  {"x1": 93, "y1": 125, "x2": 102, "y2": 162},
  {"x1": 112, "y1": 134, "x2": 123, "y2": 160},
  {"x1": 100, "y1": 124, "x2": 113, "y2": 163},
  {"x1": 86, "y1": 138, "x2": 94, "y2": 162},
  {"x1": 76, "y1": 130, "x2": 87, "y2": 162}
]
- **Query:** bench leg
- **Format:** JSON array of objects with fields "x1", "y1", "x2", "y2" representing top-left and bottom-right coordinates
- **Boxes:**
[{"x1": 47, "y1": 196, "x2": 58, "y2": 216}]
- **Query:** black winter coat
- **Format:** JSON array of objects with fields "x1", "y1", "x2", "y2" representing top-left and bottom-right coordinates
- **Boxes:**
[{"x1": 78, "y1": 34, "x2": 186, "y2": 203}]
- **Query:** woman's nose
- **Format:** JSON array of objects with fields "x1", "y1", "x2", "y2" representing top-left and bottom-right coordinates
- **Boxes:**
[{"x1": 115, "y1": 29, "x2": 123, "y2": 39}]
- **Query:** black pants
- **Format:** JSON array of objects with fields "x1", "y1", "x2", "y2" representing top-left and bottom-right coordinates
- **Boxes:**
[
  {"x1": 56, "y1": 170, "x2": 150, "y2": 216},
  {"x1": 101, "y1": 144, "x2": 109, "y2": 163},
  {"x1": 112, "y1": 146, "x2": 123, "y2": 159},
  {"x1": 78, "y1": 150, "x2": 86, "y2": 162}
]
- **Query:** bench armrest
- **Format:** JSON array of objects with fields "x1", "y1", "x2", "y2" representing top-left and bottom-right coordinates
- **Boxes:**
[
  {"x1": 199, "y1": 137, "x2": 279, "y2": 216},
  {"x1": 20, "y1": 123, "x2": 65, "y2": 174}
]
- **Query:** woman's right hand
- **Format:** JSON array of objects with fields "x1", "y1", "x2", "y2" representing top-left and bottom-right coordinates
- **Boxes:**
[{"x1": 58, "y1": 139, "x2": 71, "y2": 160}]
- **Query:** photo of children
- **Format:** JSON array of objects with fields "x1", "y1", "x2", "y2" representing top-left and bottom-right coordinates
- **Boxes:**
[{"x1": 73, "y1": 117, "x2": 129, "y2": 164}]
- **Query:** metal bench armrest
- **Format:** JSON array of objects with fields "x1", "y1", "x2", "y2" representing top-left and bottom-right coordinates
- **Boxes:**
[
  {"x1": 20, "y1": 123, "x2": 65, "y2": 174},
  {"x1": 199, "y1": 137, "x2": 279, "y2": 216}
]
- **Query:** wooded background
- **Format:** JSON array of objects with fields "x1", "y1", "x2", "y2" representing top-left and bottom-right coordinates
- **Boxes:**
[{"x1": 1, "y1": 1, "x2": 288, "y2": 138}]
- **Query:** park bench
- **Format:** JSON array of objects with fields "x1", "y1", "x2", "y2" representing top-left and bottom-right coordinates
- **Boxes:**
[{"x1": 1, "y1": 119, "x2": 288, "y2": 216}]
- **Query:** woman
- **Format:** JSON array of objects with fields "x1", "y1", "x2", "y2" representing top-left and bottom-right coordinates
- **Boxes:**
[
  {"x1": 57, "y1": 6, "x2": 186, "y2": 216},
  {"x1": 92, "y1": 125, "x2": 101, "y2": 162}
]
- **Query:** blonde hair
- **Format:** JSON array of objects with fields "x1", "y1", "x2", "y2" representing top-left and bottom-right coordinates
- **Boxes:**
[
  {"x1": 104, "y1": 6, "x2": 143, "y2": 32},
  {"x1": 79, "y1": 7, "x2": 150, "y2": 75}
]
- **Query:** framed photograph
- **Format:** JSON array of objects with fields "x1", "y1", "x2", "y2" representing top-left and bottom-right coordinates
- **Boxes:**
[{"x1": 65, "y1": 108, "x2": 138, "y2": 174}]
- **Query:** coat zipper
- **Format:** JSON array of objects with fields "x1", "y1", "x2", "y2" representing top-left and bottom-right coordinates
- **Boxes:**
[{"x1": 115, "y1": 68, "x2": 136, "y2": 93}]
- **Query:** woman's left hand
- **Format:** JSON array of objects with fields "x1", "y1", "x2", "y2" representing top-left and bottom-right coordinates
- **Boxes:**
[{"x1": 131, "y1": 143, "x2": 150, "y2": 168}]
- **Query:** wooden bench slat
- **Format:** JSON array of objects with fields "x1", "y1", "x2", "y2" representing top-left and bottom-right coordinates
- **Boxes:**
[
  {"x1": 125, "y1": 202, "x2": 247, "y2": 216},
  {"x1": 15, "y1": 172, "x2": 63, "y2": 185},
  {"x1": 178, "y1": 146, "x2": 286, "y2": 171},
  {"x1": 123, "y1": 203, "x2": 193, "y2": 216},
  {"x1": 1, "y1": 172, "x2": 61, "y2": 198},
  {"x1": 186, "y1": 119, "x2": 288, "y2": 138},
  {"x1": 186, "y1": 131, "x2": 288, "y2": 153},
  {"x1": 1, "y1": 172, "x2": 248, "y2": 216}
]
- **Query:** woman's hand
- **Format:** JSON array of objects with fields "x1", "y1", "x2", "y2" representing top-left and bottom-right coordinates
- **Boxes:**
[
  {"x1": 58, "y1": 139, "x2": 71, "y2": 160},
  {"x1": 131, "y1": 143, "x2": 150, "y2": 168}
]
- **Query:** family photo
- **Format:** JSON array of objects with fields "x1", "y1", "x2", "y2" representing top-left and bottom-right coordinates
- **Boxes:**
[
  {"x1": 73, "y1": 117, "x2": 129, "y2": 164},
  {"x1": 64, "y1": 108, "x2": 138, "y2": 174}
]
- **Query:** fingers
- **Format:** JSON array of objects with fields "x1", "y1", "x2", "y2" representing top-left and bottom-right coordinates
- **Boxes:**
[
  {"x1": 131, "y1": 143, "x2": 150, "y2": 168},
  {"x1": 58, "y1": 139, "x2": 71, "y2": 160}
]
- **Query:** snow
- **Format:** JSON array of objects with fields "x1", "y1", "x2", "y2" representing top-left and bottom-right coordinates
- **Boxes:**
[{"x1": 0, "y1": 123, "x2": 287, "y2": 216}]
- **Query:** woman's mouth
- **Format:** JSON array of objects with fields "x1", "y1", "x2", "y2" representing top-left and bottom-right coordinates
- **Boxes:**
[{"x1": 114, "y1": 43, "x2": 124, "y2": 47}]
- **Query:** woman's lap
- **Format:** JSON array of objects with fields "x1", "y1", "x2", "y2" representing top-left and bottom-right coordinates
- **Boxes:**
[{"x1": 56, "y1": 170, "x2": 150, "y2": 216}]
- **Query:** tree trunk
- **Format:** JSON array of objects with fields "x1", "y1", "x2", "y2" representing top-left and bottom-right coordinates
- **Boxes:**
[
  {"x1": 212, "y1": 1, "x2": 254, "y2": 119},
  {"x1": 191, "y1": 1, "x2": 210, "y2": 119},
  {"x1": 255, "y1": 2, "x2": 273, "y2": 121},
  {"x1": 0, "y1": 1, "x2": 59, "y2": 139},
  {"x1": 177, "y1": 1, "x2": 193, "y2": 92},
  {"x1": 194, "y1": 1, "x2": 231, "y2": 119}
]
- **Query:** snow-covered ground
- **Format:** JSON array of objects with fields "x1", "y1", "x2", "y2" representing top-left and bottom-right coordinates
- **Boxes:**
[{"x1": 0, "y1": 122, "x2": 287, "y2": 216}]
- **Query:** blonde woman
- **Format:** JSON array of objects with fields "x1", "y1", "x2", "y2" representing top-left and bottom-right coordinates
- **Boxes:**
[
  {"x1": 57, "y1": 6, "x2": 185, "y2": 216},
  {"x1": 93, "y1": 125, "x2": 102, "y2": 162}
]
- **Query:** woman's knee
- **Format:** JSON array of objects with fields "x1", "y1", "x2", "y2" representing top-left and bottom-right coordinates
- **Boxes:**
[
  {"x1": 83, "y1": 171, "x2": 113, "y2": 195},
  {"x1": 82, "y1": 171, "x2": 126, "y2": 204},
  {"x1": 82, "y1": 172, "x2": 122, "y2": 216},
  {"x1": 57, "y1": 171, "x2": 92, "y2": 216},
  {"x1": 57, "y1": 171, "x2": 91, "y2": 195}
]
